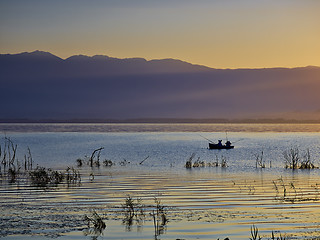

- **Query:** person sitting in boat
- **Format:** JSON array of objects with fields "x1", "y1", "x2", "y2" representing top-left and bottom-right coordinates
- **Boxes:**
[
  {"x1": 225, "y1": 140, "x2": 231, "y2": 147},
  {"x1": 217, "y1": 140, "x2": 223, "y2": 147}
]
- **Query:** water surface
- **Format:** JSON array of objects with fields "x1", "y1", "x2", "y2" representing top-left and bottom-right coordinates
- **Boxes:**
[{"x1": 1, "y1": 123, "x2": 320, "y2": 239}]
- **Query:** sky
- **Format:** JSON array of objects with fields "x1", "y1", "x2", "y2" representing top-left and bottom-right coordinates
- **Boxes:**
[{"x1": 1, "y1": 0, "x2": 320, "y2": 69}]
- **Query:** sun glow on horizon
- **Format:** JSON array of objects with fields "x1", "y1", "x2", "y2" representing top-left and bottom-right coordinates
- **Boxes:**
[{"x1": 1, "y1": 0, "x2": 319, "y2": 69}]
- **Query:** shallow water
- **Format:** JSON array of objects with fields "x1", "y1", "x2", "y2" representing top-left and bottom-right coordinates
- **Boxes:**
[{"x1": 1, "y1": 123, "x2": 320, "y2": 239}]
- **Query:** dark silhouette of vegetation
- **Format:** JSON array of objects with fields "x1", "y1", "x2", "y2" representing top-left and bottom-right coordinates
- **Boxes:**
[
  {"x1": 121, "y1": 195, "x2": 145, "y2": 229},
  {"x1": 120, "y1": 195, "x2": 169, "y2": 238},
  {"x1": 185, "y1": 153, "x2": 228, "y2": 168},
  {"x1": 83, "y1": 210, "x2": 106, "y2": 237},
  {"x1": 29, "y1": 166, "x2": 64, "y2": 187},
  {"x1": 254, "y1": 151, "x2": 266, "y2": 168},
  {"x1": 1, "y1": 137, "x2": 33, "y2": 183},
  {"x1": 283, "y1": 147, "x2": 317, "y2": 169},
  {"x1": 151, "y1": 197, "x2": 168, "y2": 239},
  {"x1": 76, "y1": 147, "x2": 116, "y2": 168},
  {"x1": 29, "y1": 166, "x2": 80, "y2": 187},
  {"x1": 250, "y1": 225, "x2": 262, "y2": 240}
]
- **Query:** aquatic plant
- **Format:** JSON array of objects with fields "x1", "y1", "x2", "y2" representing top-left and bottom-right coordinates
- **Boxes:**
[
  {"x1": 248, "y1": 225, "x2": 289, "y2": 240},
  {"x1": 300, "y1": 149, "x2": 317, "y2": 169},
  {"x1": 24, "y1": 147, "x2": 33, "y2": 171},
  {"x1": 76, "y1": 158, "x2": 83, "y2": 167},
  {"x1": 8, "y1": 167, "x2": 17, "y2": 183},
  {"x1": 65, "y1": 167, "x2": 81, "y2": 185},
  {"x1": 121, "y1": 195, "x2": 145, "y2": 229},
  {"x1": 151, "y1": 197, "x2": 168, "y2": 239},
  {"x1": 207, "y1": 155, "x2": 219, "y2": 167},
  {"x1": 271, "y1": 230, "x2": 288, "y2": 240},
  {"x1": 250, "y1": 225, "x2": 262, "y2": 240},
  {"x1": 272, "y1": 176, "x2": 320, "y2": 203},
  {"x1": 0, "y1": 137, "x2": 21, "y2": 177},
  {"x1": 84, "y1": 210, "x2": 106, "y2": 236},
  {"x1": 221, "y1": 156, "x2": 228, "y2": 167},
  {"x1": 192, "y1": 157, "x2": 205, "y2": 168},
  {"x1": 283, "y1": 147, "x2": 317, "y2": 170},
  {"x1": 139, "y1": 155, "x2": 150, "y2": 165},
  {"x1": 76, "y1": 147, "x2": 105, "y2": 168},
  {"x1": 185, "y1": 154, "x2": 228, "y2": 169},
  {"x1": 254, "y1": 151, "x2": 265, "y2": 168},
  {"x1": 28, "y1": 166, "x2": 81, "y2": 187},
  {"x1": 185, "y1": 153, "x2": 195, "y2": 169},
  {"x1": 119, "y1": 195, "x2": 169, "y2": 238},
  {"x1": 76, "y1": 147, "x2": 117, "y2": 168},
  {"x1": 119, "y1": 158, "x2": 130, "y2": 166},
  {"x1": 89, "y1": 147, "x2": 104, "y2": 167},
  {"x1": 103, "y1": 159, "x2": 114, "y2": 167},
  {"x1": 150, "y1": 197, "x2": 168, "y2": 239},
  {"x1": 283, "y1": 147, "x2": 300, "y2": 169},
  {"x1": 123, "y1": 195, "x2": 136, "y2": 224},
  {"x1": 29, "y1": 166, "x2": 63, "y2": 186}
]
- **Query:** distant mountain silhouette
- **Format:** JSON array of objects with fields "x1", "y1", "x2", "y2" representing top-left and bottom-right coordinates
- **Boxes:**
[{"x1": 1, "y1": 51, "x2": 320, "y2": 121}]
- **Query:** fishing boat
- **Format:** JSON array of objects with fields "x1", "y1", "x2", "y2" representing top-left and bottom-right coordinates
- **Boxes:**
[{"x1": 208, "y1": 140, "x2": 234, "y2": 149}]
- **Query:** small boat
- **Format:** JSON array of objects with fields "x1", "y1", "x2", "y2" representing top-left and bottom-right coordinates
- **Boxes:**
[{"x1": 208, "y1": 140, "x2": 234, "y2": 149}]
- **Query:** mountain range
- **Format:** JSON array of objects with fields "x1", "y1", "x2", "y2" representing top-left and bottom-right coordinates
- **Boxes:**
[{"x1": 1, "y1": 51, "x2": 320, "y2": 122}]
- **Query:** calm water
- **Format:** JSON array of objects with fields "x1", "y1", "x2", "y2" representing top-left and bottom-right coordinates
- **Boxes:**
[{"x1": 1, "y1": 123, "x2": 320, "y2": 239}]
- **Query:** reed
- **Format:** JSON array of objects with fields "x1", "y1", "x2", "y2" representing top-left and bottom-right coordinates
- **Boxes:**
[
  {"x1": 249, "y1": 225, "x2": 289, "y2": 240},
  {"x1": 221, "y1": 156, "x2": 228, "y2": 168},
  {"x1": 103, "y1": 159, "x2": 114, "y2": 167},
  {"x1": 250, "y1": 225, "x2": 261, "y2": 240},
  {"x1": 76, "y1": 147, "x2": 105, "y2": 168},
  {"x1": 89, "y1": 147, "x2": 104, "y2": 167},
  {"x1": 192, "y1": 157, "x2": 205, "y2": 168},
  {"x1": 254, "y1": 151, "x2": 265, "y2": 168},
  {"x1": 84, "y1": 210, "x2": 106, "y2": 234},
  {"x1": 29, "y1": 166, "x2": 80, "y2": 187},
  {"x1": 65, "y1": 167, "x2": 81, "y2": 185},
  {"x1": 149, "y1": 197, "x2": 169, "y2": 239},
  {"x1": 29, "y1": 166, "x2": 64, "y2": 187},
  {"x1": 121, "y1": 195, "x2": 145, "y2": 229},
  {"x1": 271, "y1": 230, "x2": 288, "y2": 240},
  {"x1": 185, "y1": 154, "x2": 228, "y2": 168},
  {"x1": 185, "y1": 153, "x2": 195, "y2": 169},
  {"x1": 1, "y1": 137, "x2": 18, "y2": 174},
  {"x1": 300, "y1": 149, "x2": 317, "y2": 169}
]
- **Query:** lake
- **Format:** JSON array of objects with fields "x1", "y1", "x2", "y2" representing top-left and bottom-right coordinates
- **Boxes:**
[{"x1": 1, "y1": 123, "x2": 320, "y2": 239}]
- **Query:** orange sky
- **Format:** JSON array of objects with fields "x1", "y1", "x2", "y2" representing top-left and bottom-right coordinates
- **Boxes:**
[{"x1": 1, "y1": 0, "x2": 319, "y2": 68}]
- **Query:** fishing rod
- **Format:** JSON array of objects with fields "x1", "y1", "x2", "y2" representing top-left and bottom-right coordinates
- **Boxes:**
[
  {"x1": 199, "y1": 134, "x2": 215, "y2": 143},
  {"x1": 232, "y1": 138, "x2": 244, "y2": 144}
]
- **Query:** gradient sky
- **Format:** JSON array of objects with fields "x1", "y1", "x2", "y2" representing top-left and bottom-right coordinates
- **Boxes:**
[{"x1": 1, "y1": 0, "x2": 319, "y2": 68}]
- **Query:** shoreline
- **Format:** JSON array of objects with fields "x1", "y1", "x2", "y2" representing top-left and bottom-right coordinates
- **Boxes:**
[{"x1": 1, "y1": 118, "x2": 320, "y2": 124}]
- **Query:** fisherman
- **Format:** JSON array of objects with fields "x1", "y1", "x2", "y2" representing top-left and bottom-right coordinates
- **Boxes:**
[
  {"x1": 218, "y1": 140, "x2": 223, "y2": 147},
  {"x1": 225, "y1": 140, "x2": 231, "y2": 147}
]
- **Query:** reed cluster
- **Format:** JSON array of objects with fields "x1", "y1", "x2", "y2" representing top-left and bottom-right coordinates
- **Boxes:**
[
  {"x1": 83, "y1": 210, "x2": 106, "y2": 237},
  {"x1": 0, "y1": 137, "x2": 33, "y2": 183},
  {"x1": 76, "y1": 147, "x2": 116, "y2": 168},
  {"x1": 185, "y1": 153, "x2": 228, "y2": 168},
  {"x1": 29, "y1": 166, "x2": 81, "y2": 187},
  {"x1": 120, "y1": 195, "x2": 169, "y2": 238}
]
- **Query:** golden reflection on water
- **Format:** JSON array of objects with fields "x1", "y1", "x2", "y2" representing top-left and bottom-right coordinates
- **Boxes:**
[{"x1": 1, "y1": 167, "x2": 320, "y2": 239}]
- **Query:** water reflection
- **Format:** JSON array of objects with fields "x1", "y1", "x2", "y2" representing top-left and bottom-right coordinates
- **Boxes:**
[{"x1": 1, "y1": 166, "x2": 320, "y2": 239}]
